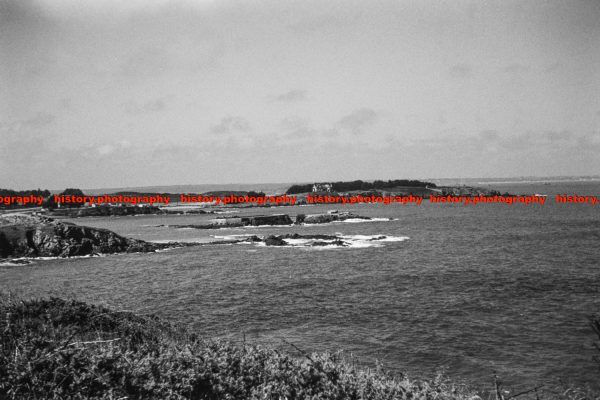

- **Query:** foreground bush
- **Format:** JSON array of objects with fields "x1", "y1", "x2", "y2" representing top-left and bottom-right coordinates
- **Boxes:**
[
  {"x1": 0, "y1": 294, "x2": 476, "y2": 399},
  {"x1": 0, "y1": 294, "x2": 597, "y2": 400}
]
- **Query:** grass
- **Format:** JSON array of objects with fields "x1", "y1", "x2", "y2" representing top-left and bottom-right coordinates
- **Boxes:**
[{"x1": 0, "y1": 293, "x2": 598, "y2": 400}]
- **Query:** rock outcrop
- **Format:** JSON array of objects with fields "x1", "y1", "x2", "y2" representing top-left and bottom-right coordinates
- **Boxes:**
[
  {"x1": 219, "y1": 233, "x2": 351, "y2": 247},
  {"x1": 242, "y1": 214, "x2": 293, "y2": 226},
  {"x1": 48, "y1": 205, "x2": 209, "y2": 217},
  {"x1": 0, "y1": 214, "x2": 180, "y2": 259},
  {"x1": 264, "y1": 235, "x2": 287, "y2": 246},
  {"x1": 296, "y1": 211, "x2": 371, "y2": 224},
  {"x1": 165, "y1": 212, "x2": 379, "y2": 229},
  {"x1": 167, "y1": 214, "x2": 293, "y2": 229}
]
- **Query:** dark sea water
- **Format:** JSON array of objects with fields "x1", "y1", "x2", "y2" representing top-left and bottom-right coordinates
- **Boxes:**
[{"x1": 1, "y1": 181, "x2": 599, "y2": 392}]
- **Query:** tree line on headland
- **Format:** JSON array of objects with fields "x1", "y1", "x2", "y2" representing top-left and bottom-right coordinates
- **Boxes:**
[
  {"x1": 2, "y1": 180, "x2": 438, "y2": 209},
  {"x1": 0, "y1": 188, "x2": 51, "y2": 203},
  {"x1": 285, "y1": 179, "x2": 436, "y2": 195}
]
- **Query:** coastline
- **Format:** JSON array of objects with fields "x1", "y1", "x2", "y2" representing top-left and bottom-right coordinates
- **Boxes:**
[{"x1": 2, "y1": 182, "x2": 599, "y2": 393}]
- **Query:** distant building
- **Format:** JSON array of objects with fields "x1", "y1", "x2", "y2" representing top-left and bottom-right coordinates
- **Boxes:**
[
  {"x1": 209, "y1": 217, "x2": 242, "y2": 226},
  {"x1": 312, "y1": 183, "x2": 332, "y2": 193}
]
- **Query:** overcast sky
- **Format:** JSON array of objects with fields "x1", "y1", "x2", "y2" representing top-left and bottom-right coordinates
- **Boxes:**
[{"x1": 1, "y1": 0, "x2": 599, "y2": 189}]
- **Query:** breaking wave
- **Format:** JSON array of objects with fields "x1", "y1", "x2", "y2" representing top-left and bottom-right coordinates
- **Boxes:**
[{"x1": 206, "y1": 233, "x2": 409, "y2": 249}]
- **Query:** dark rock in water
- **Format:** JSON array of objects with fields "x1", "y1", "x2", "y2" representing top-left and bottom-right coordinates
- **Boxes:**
[
  {"x1": 295, "y1": 213, "x2": 306, "y2": 224},
  {"x1": 162, "y1": 208, "x2": 208, "y2": 215},
  {"x1": 299, "y1": 213, "x2": 337, "y2": 224},
  {"x1": 241, "y1": 214, "x2": 293, "y2": 226},
  {"x1": 208, "y1": 232, "x2": 370, "y2": 248},
  {"x1": 311, "y1": 239, "x2": 347, "y2": 247},
  {"x1": 369, "y1": 235, "x2": 387, "y2": 241},
  {"x1": 279, "y1": 233, "x2": 339, "y2": 240},
  {"x1": 264, "y1": 235, "x2": 287, "y2": 246},
  {"x1": 253, "y1": 233, "x2": 350, "y2": 247},
  {"x1": 0, "y1": 214, "x2": 185, "y2": 259},
  {"x1": 298, "y1": 211, "x2": 371, "y2": 224}
]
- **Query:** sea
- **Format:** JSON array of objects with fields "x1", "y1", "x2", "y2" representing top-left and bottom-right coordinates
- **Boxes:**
[{"x1": 1, "y1": 180, "x2": 599, "y2": 392}]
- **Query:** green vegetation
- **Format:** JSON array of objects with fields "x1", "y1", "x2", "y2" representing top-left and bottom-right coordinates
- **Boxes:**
[
  {"x1": 0, "y1": 189, "x2": 51, "y2": 198},
  {"x1": 0, "y1": 189, "x2": 51, "y2": 209},
  {"x1": 0, "y1": 294, "x2": 598, "y2": 399},
  {"x1": 44, "y1": 188, "x2": 86, "y2": 208}
]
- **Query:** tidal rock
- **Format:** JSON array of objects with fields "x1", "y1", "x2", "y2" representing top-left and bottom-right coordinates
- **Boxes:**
[
  {"x1": 240, "y1": 214, "x2": 293, "y2": 226},
  {"x1": 169, "y1": 214, "x2": 294, "y2": 229},
  {"x1": 0, "y1": 214, "x2": 183, "y2": 259},
  {"x1": 264, "y1": 235, "x2": 287, "y2": 246},
  {"x1": 256, "y1": 234, "x2": 350, "y2": 247},
  {"x1": 311, "y1": 239, "x2": 347, "y2": 247},
  {"x1": 298, "y1": 211, "x2": 371, "y2": 224}
]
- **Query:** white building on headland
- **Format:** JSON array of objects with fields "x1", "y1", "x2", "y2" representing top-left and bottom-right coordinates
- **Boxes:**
[{"x1": 312, "y1": 183, "x2": 332, "y2": 193}]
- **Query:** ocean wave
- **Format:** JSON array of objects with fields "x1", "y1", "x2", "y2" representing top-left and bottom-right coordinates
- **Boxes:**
[
  {"x1": 240, "y1": 224, "x2": 295, "y2": 229},
  {"x1": 337, "y1": 234, "x2": 409, "y2": 248},
  {"x1": 211, "y1": 234, "x2": 257, "y2": 240},
  {"x1": 340, "y1": 217, "x2": 395, "y2": 223},
  {"x1": 150, "y1": 238, "x2": 211, "y2": 244},
  {"x1": 255, "y1": 234, "x2": 409, "y2": 250},
  {"x1": 153, "y1": 232, "x2": 411, "y2": 250},
  {"x1": 0, "y1": 253, "x2": 106, "y2": 266},
  {"x1": 0, "y1": 259, "x2": 33, "y2": 266},
  {"x1": 300, "y1": 217, "x2": 396, "y2": 227}
]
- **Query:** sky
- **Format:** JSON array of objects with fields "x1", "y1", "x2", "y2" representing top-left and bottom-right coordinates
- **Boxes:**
[{"x1": 1, "y1": 0, "x2": 599, "y2": 189}]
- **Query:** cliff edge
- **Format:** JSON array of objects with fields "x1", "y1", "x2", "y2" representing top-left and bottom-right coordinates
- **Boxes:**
[{"x1": 0, "y1": 214, "x2": 175, "y2": 259}]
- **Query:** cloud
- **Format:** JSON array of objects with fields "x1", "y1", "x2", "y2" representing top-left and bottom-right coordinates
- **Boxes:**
[
  {"x1": 96, "y1": 144, "x2": 114, "y2": 155},
  {"x1": 479, "y1": 130, "x2": 499, "y2": 141},
  {"x1": 279, "y1": 116, "x2": 316, "y2": 139},
  {"x1": 123, "y1": 99, "x2": 166, "y2": 115},
  {"x1": 576, "y1": 132, "x2": 600, "y2": 151},
  {"x1": 95, "y1": 141, "x2": 131, "y2": 156},
  {"x1": 118, "y1": 47, "x2": 170, "y2": 78},
  {"x1": 210, "y1": 116, "x2": 251, "y2": 135},
  {"x1": 273, "y1": 89, "x2": 307, "y2": 103},
  {"x1": 449, "y1": 64, "x2": 472, "y2": 79},
  {"x1": 0, "y1": 116, "x2": 57, "y2": 187},
  {"x1": 336, "y1": 108, "x2": 378, "y2": 135},
  {"x1": 542, "y1": 130, "x2": 573, "y2": 142},
  {"x1": 60, "y1": 98, "x2": 72, "y2": 109},
  {"x1": 416, "y1": 129, "x2": 586, "y2": 154},
  {"x1": 24, "y1": 113, "x2": 56, "y2": 127},
  {"x1": 497, "y1": 130, "x2": 577, "y2": 150},
  {"x1": 504, "y1": 63, "x2": 530, "y2": 74},
  {"x1": 0, "y1": 113, "x2": 56, "y2": 130},
  {"x1": 287, "y1": 12, "x2": 362, "y2": 34},
  {"x1": 544, "y1": 62, "x2": 561, "y2": 73}
]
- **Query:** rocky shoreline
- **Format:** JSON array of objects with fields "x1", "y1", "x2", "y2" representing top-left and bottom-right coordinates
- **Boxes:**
[
  {"x1": 48, "y1": 205, "x2": 210, "y2": 217},
  {"x1": 162, "y1": 211, "x2": 385, "y2": 230},
  {"x1": 163, "y1": 214, "x2": 294, "y2": 229},
  {"x1": 0, "y1": 210, "x2": 398, "y2": 260},
  {"x1": 0, "y1": 214, "x2": 188, "y2": 260},
  {"x1": 209, "y1": 233, "x2": 399, "y2": 248}
]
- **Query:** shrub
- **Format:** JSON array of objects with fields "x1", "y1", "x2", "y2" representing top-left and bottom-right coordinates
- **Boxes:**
[{"x1": 0, "y1": 294, "x2": 476, "y2": 400}]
